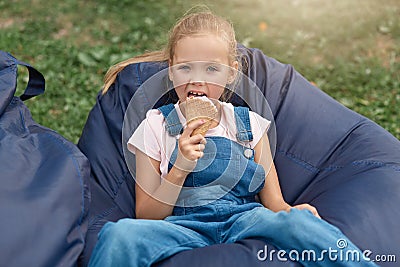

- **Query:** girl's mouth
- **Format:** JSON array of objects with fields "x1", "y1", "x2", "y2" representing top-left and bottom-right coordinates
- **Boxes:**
[{"x1": 187, "y1": 91, "x2": 207, "y2": 98}]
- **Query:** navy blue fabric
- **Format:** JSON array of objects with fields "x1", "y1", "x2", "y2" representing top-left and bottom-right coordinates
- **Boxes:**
[
  {"x1": 0, "y1": 51, "x2": 91, "y2": 267},
  {"x1": 78, "y1": 45, "x2": 400, "y2": 266}
]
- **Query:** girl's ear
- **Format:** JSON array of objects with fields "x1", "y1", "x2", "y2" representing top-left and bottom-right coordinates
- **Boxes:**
[{"x1": 227, "y1": 60, "x2": 239, "y2": 84}]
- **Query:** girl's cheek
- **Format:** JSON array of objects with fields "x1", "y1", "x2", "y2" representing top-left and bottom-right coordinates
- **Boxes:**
[
  {"x1": 207, "y1": 84, "x2": 226, "y2": 99},
  {"x1": 174, "y1": 84, "x2": 188, "y2": 99}
]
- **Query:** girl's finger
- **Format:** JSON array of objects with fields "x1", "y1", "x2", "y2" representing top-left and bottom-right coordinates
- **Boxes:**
[
  {"x1": 196, "y1": 150, "x2": 204, "y2": 159},
  {"x1": 195, "y1": 143, "x2": 205, "y2": 151},
  {"x1": 183, "y1": 147, "x2": 204, "y2": 160},
  {"x1": 189, "y1": 133, "x2": 206, "y2": 145},
  {"x1": 181, "y1": 119, "x2": 206, "y2": 138}
]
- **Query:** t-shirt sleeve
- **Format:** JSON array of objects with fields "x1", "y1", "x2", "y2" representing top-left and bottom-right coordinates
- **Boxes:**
[
  {"x1": 127, "y1": 109, "x2": 164, "y2": 162},
  {"x1": 249, "y1": 111, "x2": 271, "y2": 148}
]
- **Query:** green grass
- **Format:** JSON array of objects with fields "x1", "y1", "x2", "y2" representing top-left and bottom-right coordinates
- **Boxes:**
[{"x1": 1, "y1": 0, "x2": 399, "y2": 143}]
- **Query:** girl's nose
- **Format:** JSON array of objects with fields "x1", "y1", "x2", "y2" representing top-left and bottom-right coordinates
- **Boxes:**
[{"x1": 190, "y1": 80, "x2": 206, "y2": 86}]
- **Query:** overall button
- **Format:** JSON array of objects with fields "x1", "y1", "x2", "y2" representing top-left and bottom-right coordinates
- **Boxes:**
[{"x1": 244, "y1": 148, "x2": 253, "y2": 159}]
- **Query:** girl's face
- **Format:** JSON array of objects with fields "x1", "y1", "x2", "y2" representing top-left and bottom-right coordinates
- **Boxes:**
[{"x1": 169, "y1": 35, "x2": 238, "y2": 102}]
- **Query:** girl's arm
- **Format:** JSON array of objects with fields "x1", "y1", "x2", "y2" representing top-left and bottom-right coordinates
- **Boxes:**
[
  {"x1": 135, "y1": 150, "x2": 188, "y2": 220},
  {"x1": 254, "y1": 134, "x2": 290, "y2": 212},
  {"x1": 135, "y1": 119, "x2": 207, "y2": 220},
  {"x1": 255, "y1": 134, "x2": 320, "y2": 218}
]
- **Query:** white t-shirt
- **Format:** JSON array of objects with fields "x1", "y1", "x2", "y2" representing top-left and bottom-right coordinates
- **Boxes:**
[{"x1": 128, "y1": 102, "x2": 271, "y2": 180}]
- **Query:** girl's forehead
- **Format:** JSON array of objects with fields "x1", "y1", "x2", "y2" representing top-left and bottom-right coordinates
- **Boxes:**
[{"x1": 172, "y1": 35, "x2": 230, "y2": 64}]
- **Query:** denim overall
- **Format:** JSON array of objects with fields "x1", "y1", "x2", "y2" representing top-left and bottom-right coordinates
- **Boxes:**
[
  {"x1": 89, "y1": 104, "x2": 377, "y2": 267},
  {"x1": 164, "y1": 104, "x2": 266, "y2": 216}
]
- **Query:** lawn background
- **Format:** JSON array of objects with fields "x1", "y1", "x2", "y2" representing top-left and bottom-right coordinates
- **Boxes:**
[{"x1": 1, "y1": 0, "x2": 399, "y2": 143}]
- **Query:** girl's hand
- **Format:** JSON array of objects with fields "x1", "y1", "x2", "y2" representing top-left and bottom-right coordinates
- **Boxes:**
[
  {"x1": 286, "y1": 203, "x2": 321, "y2": 219},
  {"x1": 175, "y1": 119, "x2": 207, "y2": 172}
]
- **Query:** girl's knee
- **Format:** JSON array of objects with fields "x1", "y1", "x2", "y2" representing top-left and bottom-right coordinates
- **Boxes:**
[
  {"x1": 255, "y1": 207, "x2": 314, "y2": 233},
  {"x1": 275, "y1": 208, "x2": 325, "y2": 238},
  {"x1": 98, "y1": 218, "x2": 142, "y2": 244},
  {"x1": 279, "y1": 208, "x2": 311, "y2": 224},
  {"x1": 91, "y1": 219, "x2": 160, "y2": 266},
  {"x1": 99, "y1": 218, "x2": 171, "y2": 246}
]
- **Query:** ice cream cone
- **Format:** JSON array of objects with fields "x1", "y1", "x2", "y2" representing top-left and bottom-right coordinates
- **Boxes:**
[{"x1": 185, "y1": 96, "x2": 218, "y2": 136}]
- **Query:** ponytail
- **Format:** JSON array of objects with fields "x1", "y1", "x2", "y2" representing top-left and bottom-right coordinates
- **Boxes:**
[{"x1": 102, "y1": 50, "x2": 168, "y2": 94}]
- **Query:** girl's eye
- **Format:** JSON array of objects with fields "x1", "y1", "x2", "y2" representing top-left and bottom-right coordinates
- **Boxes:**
[
  {"x1": 207, "y1": 66, "x2": 219, "y2": 72},
  {"x1": 177, "y1": 65, "x2": 190, "y2": 71}
]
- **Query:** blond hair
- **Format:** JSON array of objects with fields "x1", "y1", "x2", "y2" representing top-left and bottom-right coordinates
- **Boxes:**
[{"x1": 102, "y1": 9, "x2": 240, "y2": 94}]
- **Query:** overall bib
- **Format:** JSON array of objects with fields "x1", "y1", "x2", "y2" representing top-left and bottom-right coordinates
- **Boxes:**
[{"x1": 89, "y1": 104, "x2": 377, "y2": 267}]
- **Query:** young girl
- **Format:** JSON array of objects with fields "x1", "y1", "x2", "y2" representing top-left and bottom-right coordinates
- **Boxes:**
[{"x1": 88, "y1": 10, "x2": 377, "y2": 267}]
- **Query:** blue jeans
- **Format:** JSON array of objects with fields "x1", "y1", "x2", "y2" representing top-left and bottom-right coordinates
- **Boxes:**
[{"x1": 88, "y1": 203, "x2": 377, "y2": 267}]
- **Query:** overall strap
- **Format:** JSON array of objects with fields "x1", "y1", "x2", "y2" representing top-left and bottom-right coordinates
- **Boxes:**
[
  {"x1": 234, "y1": 106, "x2": 253, "y2": 142},
  {"x1": 158, "y1": 103, "x2": 183, "y2": 136}
]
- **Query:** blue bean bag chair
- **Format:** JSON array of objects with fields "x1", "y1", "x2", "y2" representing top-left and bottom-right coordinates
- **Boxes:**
[
  {"x1": 0, "y1": 51, "x2": 90, "y2": 267},
  {"x1": 77, "y1": 45, "x2": 400, "y2": 266}
]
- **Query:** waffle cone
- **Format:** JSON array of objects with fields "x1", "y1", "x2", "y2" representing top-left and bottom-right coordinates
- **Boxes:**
[{"x1": 185, "y1": 96, "x2": 218, "y2": 136}]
